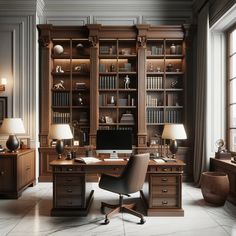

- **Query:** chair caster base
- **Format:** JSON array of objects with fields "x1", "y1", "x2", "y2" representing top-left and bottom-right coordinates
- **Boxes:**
[
  {"x1": 140, "y1": 218, "x2": 145, "y2": 224},
  {"x1": 104, "y1": 218, "x2": 110, "y2": 224}
]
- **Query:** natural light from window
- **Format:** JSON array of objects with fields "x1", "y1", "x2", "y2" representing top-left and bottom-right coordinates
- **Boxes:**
[{"x1": 228, "y1": 27, "x2": 236, "y2": 152}]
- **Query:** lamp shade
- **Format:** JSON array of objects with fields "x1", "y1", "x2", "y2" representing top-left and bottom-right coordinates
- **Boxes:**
[
  {"x1": 0, "y1": 118, "x2": 25, "y2": 134},
  {"x1": 162, "y1": 124, "x2": 187, "y2": 140},
  {"x1": 49, "y1": 124, "x2": 73, "y2": 140}
]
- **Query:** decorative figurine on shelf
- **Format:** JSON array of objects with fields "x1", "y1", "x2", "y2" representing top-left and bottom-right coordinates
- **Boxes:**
[
  {"x1": 53, "y1": 80, "x2": 65, "y2": 90},
  {"x1": 170, "y1": 43, "x2": 176, "y2": 54},
  {"x1": 74, "y1": 65, "x2": 82, "y2": 72},
  {"x1": 171, "y1": 80, "x2": 178, "y2": 88},
  {"x1": 124, "y1": 75, "x2": 130, "y2": 89},
  {"x1": 55, "y1": 65, "x2": 64, "y2": 73},
  {"x1": 77, "y1": 93, "x2": 84, "y2": 105},
  {"x1": 53, "y1": 45, "x2": 64, "y2": 55}
]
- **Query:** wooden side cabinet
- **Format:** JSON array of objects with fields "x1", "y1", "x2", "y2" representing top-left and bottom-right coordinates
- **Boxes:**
[
  {"x1": 0, "y1": 149, "x2": 36, "y2": 199},
  {"x1": 210, "y1": 158, "x2": 236, "y2": 205}
]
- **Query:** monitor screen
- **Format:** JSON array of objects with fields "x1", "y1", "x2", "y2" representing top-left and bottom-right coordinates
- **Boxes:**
[{"x1": 96, "y1": 130, "x2": 133, "y2": 158}]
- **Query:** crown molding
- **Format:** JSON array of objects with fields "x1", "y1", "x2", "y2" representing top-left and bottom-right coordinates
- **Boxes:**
[{"x1": 0, "y1": 0, "x2": 37, "y2": 12}]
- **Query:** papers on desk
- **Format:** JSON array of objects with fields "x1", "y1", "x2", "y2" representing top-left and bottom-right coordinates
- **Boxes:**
[
  {"x1": 104, "y1": 158, "x2": 124, "y2": 162},
  {"x1": 74, "y1": 157, "x2": 101, "y2": 164},
  {"x1": 153, "y1": 159, "x2": 165, "y2": 163}
]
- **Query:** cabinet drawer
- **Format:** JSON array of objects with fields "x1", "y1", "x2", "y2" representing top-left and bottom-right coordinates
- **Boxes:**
[
  {"x1": 56, "y1": 185, "x2": 82, "y2": 196},
  {"x1": 152, "y1": 197, "x2": 177, "y2": 207},
  {"x1": 151, "y1": 176, "x2": 177, "y2": 185},
  {"x1": 55, "y1": 175, "x2": 83, "y2": 186},
  {"x1": 56, "y1": 197, "x2": 82, "y2": 207},
  {"x1": 152, "y1": 185, "x2": 177, "y2": 195}
]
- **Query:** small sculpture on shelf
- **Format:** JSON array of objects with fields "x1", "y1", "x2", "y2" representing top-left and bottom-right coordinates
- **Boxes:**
[
  {"x1": 215, "y1": 139, "x2": 231, "y2": 159},
  {"x1": 55, "y1": 65, "x2": 64, "y2": 73},
  {"x1": 124, "y1": 75, "x2": 130, "y2": 89},
  {"x1": 53, "y1": 80, "x2": 65, "y2": 90},
  {"x1": 77, "y1": 93, "x2": 84, "y2": 105},
  {"x1": 53, "y1": 45, "x2": 64, "y2": 55},
  {"x1": 74, "y1": 65, "x2": 82, "y2": 72}
]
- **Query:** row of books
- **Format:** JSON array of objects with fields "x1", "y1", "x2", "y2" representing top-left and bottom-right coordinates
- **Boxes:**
[
  {"x1": 146, "y1": 109, "x2": 164, "y2": 124},
  {"x1": 98, "y1": 126, "x2": 133, "y2": 131},
  {"x1": 52, "y1": 92, "x2": 70, "y2": 106},
  {"x1": 166, "y1": 110, "x2": 182, "y2": 123},
  {"x1": 52, "y1": 112, "x2": 70, "y2": 123},
  {"x1": 146, "y1": 109, "x2": 182, "y2": 124},
  {"x1": 147, "y1": 45, "x2": 164, "y2": 55},
  {"x1": 99, "y1": 76, "x2": 117, "y2": 89},
  {"x1": 146, "y1": 95, "x2": 163, "y2": 107},
  {"x1": 146, "y1": 76, "x2": 163, "y2": 89}
]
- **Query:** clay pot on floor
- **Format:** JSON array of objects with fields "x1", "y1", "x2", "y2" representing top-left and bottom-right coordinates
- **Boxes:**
[{"x1": 200, "y1": 171, "x2": 230, "y2": 206}]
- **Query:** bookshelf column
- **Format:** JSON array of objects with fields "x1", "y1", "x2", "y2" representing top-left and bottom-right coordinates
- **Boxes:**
[
  {"x1": 88, "y1": 25, "x2": 100, "y2": 145},
  {"x1": 137, "y1": 34, "x2": 147, "y2": 146},
  {"x1": 38, "y1": 25, "x2": 52, "y2": 147}
]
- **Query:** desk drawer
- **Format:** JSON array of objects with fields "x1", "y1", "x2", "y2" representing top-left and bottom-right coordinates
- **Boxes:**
[
  {"x1": 56, "y1": 185, "x2": 82, "y2": 196},
  {"x1": 55, "y1": 175, "x2": 83, "y2": 186},
  {"x1": 56, "y1": 197, "x2": 82, "y2": 207},
  {"x1": 152, "y1": 185, "x2": 177, "y2": 195},
  {"x1": 152, "y1": 176, "x2": 177, "y2": 185},
  {"x1": 152, "y1": 197, "x2": 177, "y2": 207}
]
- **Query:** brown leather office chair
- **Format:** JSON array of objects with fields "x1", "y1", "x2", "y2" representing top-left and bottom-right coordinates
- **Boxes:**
[{"x1": 99, "y1": 153, "x2": 150, "y2": 224}]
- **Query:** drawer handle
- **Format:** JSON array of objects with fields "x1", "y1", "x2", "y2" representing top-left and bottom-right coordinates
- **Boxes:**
[
  {"x1": 0, "y1": 171, "x2": 4, "y2": 176},
  {"x1": 162, "y1": 189, "x2": 168, "y2": 193},
  {"x1": 161, "y1": 178, "x2": 168, "y2": 182},
  {"x1": 162, "y1": 201, "x2": 168, "y2": 205},
  {"x1": 67, "y1": 189, "x2": 72, "y2": 193}
]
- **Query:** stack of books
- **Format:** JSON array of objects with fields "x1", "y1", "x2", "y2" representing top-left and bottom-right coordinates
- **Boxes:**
[{"x1": 120, "y1": 113, "x2": 134, "y2": 124}]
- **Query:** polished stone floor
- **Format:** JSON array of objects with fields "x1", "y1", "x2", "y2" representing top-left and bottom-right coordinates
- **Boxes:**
[{"x1": 0, "y1": 182, "x2": 236, "y2": 236}]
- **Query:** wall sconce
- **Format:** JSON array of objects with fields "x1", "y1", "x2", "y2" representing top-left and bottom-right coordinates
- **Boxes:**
[{"x1": 0, "y1": 78, "x2": 7, "y2": 92}]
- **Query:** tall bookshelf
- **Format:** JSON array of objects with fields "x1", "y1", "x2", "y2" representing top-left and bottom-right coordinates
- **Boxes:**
[
  {"x1": 38, "y1": 24, "x2": 191, "y2": 181},
  {"x1": 146, "y1": 38, "x2": 185, "y2": 143},
  {"x1": 98, "y1": 39, "x2": 138, "y2": 144}
]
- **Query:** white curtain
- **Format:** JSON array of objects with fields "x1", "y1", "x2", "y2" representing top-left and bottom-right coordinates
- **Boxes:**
[{"x1": 193, "y1": 3, "x2": 209, "y2": 184}]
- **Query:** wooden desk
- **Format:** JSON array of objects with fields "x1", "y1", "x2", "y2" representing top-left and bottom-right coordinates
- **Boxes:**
[
  {"x1": 50, "y1": 159, "x2": 185, "y2": 217},
  {"x1": 0, "y1": 149, "x2": 36, "y2": 199},
  {"x1": 210, "y1": 158, "x2": 236, "y2": 205}
]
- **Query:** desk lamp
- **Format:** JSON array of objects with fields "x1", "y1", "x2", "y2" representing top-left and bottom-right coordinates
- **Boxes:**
[
  {"x1": 0, "y1": 118, "x2": 25, "y2": 152},
  {"x1": 49, "y1": 124, "x2": 73, "y2": 159},
  {"x1": 162, "y1": 124, "x2": 187, "y2": 158}
]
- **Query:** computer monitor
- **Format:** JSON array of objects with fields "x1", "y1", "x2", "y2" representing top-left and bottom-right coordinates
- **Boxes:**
[{"x1": 96, "y1": 129, "x2": 133, "y2": 158}]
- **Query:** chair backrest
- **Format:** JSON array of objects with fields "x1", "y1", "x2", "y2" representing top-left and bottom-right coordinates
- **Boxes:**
[{"x1": 121, "y1": 153, "x2": 150, "y2": 194}]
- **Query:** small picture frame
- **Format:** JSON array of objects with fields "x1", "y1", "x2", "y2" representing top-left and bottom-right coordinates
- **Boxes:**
[
  {"x1": 0, "y1": 96, "x2": 7, "y2": 124},
  {"x1": 105, "y1": 116, "x2": 113, "y2": 124},
  {"x1": 150, "y1": 136, "x2": 159, "y2": 147},
  {"x1": 20, "y1": 138, "x2": 30, "y2": 149}
]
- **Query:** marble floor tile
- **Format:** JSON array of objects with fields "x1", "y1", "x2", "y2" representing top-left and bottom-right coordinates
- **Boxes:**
[{"x1": 0, "y1": 183, "x2": 235, "y2": 236}]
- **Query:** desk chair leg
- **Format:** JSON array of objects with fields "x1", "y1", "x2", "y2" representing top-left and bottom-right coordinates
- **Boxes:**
[{"x1": 122, "y1": 206, "x2": 146, "y2": 224}]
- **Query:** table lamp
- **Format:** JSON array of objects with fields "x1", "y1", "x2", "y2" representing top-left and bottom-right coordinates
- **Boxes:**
[
  {"x1": 49, "y1": 124, "x2": 73, "y2": 159},
  {"x1": 0, "y1": 118, "x2": 25, "y2": 152},
  {"x1": 162, "y1": 124, "x2": 187, "y2": 158}
]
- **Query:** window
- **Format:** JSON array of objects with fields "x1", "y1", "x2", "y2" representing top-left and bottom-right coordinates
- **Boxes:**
[{"x1": 227, "y1": 25, "x2": 236, "y2": 152}]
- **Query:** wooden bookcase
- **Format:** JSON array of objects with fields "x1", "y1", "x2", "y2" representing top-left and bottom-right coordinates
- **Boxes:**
[{"x1": 38, "y1": 24, "x2": 191, "y2": 181}]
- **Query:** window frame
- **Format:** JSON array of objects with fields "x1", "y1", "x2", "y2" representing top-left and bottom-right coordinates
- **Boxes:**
[{"x1": 226, "y1": 23, "x2": 236, "y2": 153}]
